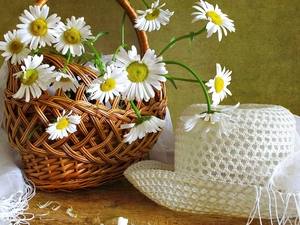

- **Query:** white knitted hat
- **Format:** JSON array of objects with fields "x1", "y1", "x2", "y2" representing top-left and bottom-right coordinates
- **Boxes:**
[{"x1": 124, "y1": 104, "x2": 300, "y2": 223}]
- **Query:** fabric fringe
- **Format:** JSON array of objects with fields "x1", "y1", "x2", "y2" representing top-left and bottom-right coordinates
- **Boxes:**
[
  {"x1": 247, "y1": 115, "x2": 300, "y2": 224},
  {"x1": 0, "y1": 173, "x2": 36, "y2": 225},
  {"x1": 246, "y1": 186, "x2": 300, "y2": 224}
]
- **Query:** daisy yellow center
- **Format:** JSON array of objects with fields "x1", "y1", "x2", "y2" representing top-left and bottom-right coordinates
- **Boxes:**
[
  {"x1": 9, "y1": 40, "x2": 24, "y2": 53},
  {"x1": 64, "y1": 28, "x2": 82, "y2": 45},
  {"x1": 135, "y1": 116, "x2": 151, "y2": 126},
  {"x1": 126, "y1": 62, "x2": 148, "y2": 83},
  {"x1": 214, "y1": 77, "x2": 225, "y2": 93},
  {"x1": 60, "y1": 77, "x2": 71, "y2": 82},
  {"x1": 21, "y1": 69, "x2": 39, "y2": 86},
  {"x1": 30, "y1": 19, "x2": 48, "y2": 36},
  {"x1": 56, "y1": 118, "x2": 70, "y2": 130},
  {"x1": 145, "y1": 9, "x2": 160, "y2": 20},
  {"x1": 200, "y1": 114, "x2": 211, "y2": 122},
  {"x1": 100, "y1": 78, "x2": 116, "y2": 92},
  {"x1": 206, "y1": 11, "x2": 223, "y2": 25}
]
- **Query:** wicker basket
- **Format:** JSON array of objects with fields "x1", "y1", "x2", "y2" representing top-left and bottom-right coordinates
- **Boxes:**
[{"x1": 4, "y1": 0, "x2": 167, "y2": 191}]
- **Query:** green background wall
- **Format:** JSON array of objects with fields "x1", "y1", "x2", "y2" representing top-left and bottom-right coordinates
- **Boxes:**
[{"x1": 1, "y1": 0, "x2": 299, "y2": 128}]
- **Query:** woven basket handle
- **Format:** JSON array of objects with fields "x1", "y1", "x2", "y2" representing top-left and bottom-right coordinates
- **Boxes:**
[{"x1": 34, "y1": 0, "x2": 149, "y2": 54}]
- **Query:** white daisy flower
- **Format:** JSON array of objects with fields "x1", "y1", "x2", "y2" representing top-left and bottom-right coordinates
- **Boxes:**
[
  {"x1": 205, "y1": 63, "x2": 232, "y2": 107},
  {"x1": 86, "y1": 65, "x2": 127, "y2": 103},
  {"x1": 87, "y1": 63, "x2": 104, "y2": 76},
  {"x1": 101, "y1": 54, "x2": 114, "y2": 66},
  {"x1": 191, "y1": 0, "x2": 235, "y2": 41},
  {"x1": 17, "y1": 4, "x2": 61, "y2": 49},
  {"x1": 181, "y1": 103, "x2": 239, "y2": 138},
  {"x1": 121, "y1": 116, "x2": 166, "y2": 144},
  {"x1": 84, "y1": 54, "x2": 114, "y2": 71},
  {"x1": 54, "y1": 16, "x2": 93, "y2": 57},
  {"x1": 13, "y1": 54, "x2": 55, "y2": 102},
  {"x1": 114, "y1": 45, "x2": 167, "y2": 102},
  {"x1": 46, "y1": 110, "x2": 81, "y2": 140},
  {"x1": 0, "y1": 30, "x2": 30, "y2": 65},
  {"x1": 134, "y1": 0, "x2": 174, "y2": 32},
  {"x1": 51, "y1": 71, "x2": 80, "y2": 92}
]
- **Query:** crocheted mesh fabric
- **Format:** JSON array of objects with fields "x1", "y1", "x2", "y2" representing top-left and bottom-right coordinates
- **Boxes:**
[
  {"x1": 124, "y1": 104, "x2": 299, "y2": 220},
  {"x1": 124, "y1": 160, "x2": 298, "y2": 219},
  {"x1": 175, "y1": 104, "x2": 295, "y2": 186}
]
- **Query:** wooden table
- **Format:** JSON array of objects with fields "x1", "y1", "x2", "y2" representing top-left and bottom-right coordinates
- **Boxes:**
[{"x1": 26, "y1": 179, "x2": 273, "y2": 225}]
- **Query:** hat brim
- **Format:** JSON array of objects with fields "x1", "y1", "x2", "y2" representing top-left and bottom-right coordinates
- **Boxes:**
[{"x1": 124, "y1": 160, "x2": 298, "y2": 220}]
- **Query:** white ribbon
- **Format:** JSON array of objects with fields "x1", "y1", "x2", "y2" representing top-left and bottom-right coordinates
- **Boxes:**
[
  {"x1": 269, "y1": 115, "x2": 300, "y2": 192},
  {"x1": 149, "y1": 107, "x2": 175, "y2": 165}
]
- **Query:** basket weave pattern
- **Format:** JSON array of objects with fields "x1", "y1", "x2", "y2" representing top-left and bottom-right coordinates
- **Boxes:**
[{"x1": 4, "y1": 0, "x2": 167, "y2": 191}]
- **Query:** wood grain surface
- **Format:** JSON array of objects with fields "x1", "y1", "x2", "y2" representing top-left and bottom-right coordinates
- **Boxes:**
[{"x1": 26, "y1": 179, "x2": 273, "y2": 225}]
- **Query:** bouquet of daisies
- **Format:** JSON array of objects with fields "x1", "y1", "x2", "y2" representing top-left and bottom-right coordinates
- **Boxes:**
[{"x1": 0, "y1": 0, "x2": 238, "y2": 144}]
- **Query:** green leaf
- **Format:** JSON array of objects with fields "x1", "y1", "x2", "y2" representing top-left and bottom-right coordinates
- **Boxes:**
[
  {"x1": 167, "y1": 76, "x2": 178, "y2": 89},
  {"x1": 189, "y1": 32, "x2": 195, "y2": 42},
  {"x1": 169, "y1": 36, "x2": 176, "y2": 48},
  {"x1": 91, "y1": 31, "x2": 110, "y2": 43}
]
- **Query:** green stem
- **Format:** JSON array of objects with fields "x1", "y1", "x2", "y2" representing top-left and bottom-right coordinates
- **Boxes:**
[
  {"x1": 121, "y1": 10, "x2": 126, "y2": 45},
  {"x1": 83, "y1": 41, "x2": 105, "y2": 75},
  {"x1": 28, "y1": 123, "x2": 43, "y2": 139},
  {"x1": 141, "y1": 0, "x2": 150, "y2": 8},
  {"x1": 62, "y1": 50, "x2": 72, "y2": 73},
  {"x1": 112, "y1": 44, "x2": 128, "y2": 62},
  {"x1": 158, "y1": 26, "x2": 206, "y2": 57},
  {"x1": 130, "y1": 100, "x2": 142, "y2": 118},
  {"x1": 163, "y1": 60, "x2": 212, "y2": 112},
  {"x1": 164, "y1": 74, "x2": 204, "y2": 83},
  {"x1": 111, "y1": 11, "x2": 128, "y2": 63}
]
